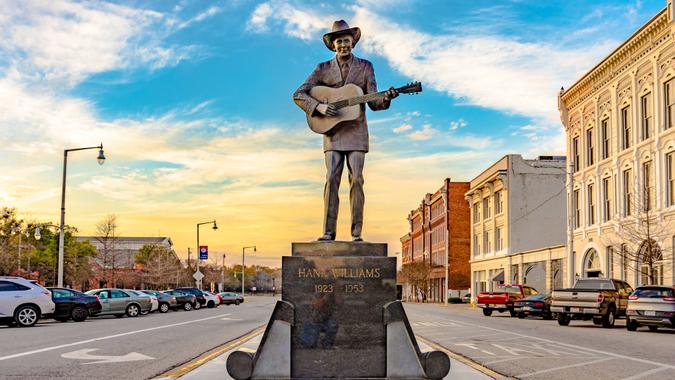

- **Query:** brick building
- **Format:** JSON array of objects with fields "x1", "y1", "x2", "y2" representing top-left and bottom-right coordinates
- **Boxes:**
[{"x1": 400, "y1": 179, "x2": 470, "y2": 302}]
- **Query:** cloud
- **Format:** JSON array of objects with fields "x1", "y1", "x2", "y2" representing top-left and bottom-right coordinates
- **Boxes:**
[
  {"x1": 0, "y1": 0, "x2": 206, "y2": 86},
  {"x1": 450, "y1": 118, "x2": 467, "y2": 130},
  {"x1": 247, "y1": 0, "x2": 335, "y2": 41},
  {"x1": 393, "y1": 124, "x2": 412, "y2": 133},
  {"x1": 408, "y1": 124, "x2": 436, "y2": 140}
]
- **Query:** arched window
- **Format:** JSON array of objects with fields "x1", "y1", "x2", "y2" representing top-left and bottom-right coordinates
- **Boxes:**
[
  {"x1": 584, "y1": 249, "x2": 602, "y2": 277},
  {"x1": 638, "y1": 240, "x2": 663, "y2": 285}
]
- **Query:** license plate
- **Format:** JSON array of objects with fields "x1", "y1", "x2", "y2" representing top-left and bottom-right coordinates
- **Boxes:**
[
  {"x1": 570, "y1": 307, "x2": 581, "y2": 312},
  {"x1": 522, "y1": 306, "x2": 532, "y2": 311},
  {"x1": 644, "y1": 310, "x2": 656, "y2": 316},
  {"x1": 488, "y1": 304, "x2": 494, "y2": 307}
]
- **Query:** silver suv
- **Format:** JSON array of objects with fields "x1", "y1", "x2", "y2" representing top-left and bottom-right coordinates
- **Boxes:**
[
  {"x1": 0, "y1": 277, "x2": 55, "y2": 327},
  {"x1": 626, "y1": 286, "x2": 675, "y2": 332}
]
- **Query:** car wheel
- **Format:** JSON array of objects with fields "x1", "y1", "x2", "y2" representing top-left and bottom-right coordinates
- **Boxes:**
[
  {"x1": 517, "y1": 312, "x2": 525, "y2": 319},
  {"x1": 71, "y1": 306, "x2": 88, "y2": 322},
  {"x1": 183, "y1": 302, "x2": 193, "y2": 311},
  {"x1": 626, "y1": 318, "x2": 638, "y2": 331},
  {"x1": 602, "y1": 307, "x2": 616, "y2": 328},
  {"x1": 509, "y1": 308, "x2": 516, "y2": 317},
  {"x1": 207, "y1": 301, "x2": 215, "y2": 308},
  {"x1": 592, "y1": 317, "x2": 603, "y2": 325},
  {"x1": 235, "y1": 300, "x2": 240, "y2": 306},
  {"x1": 159, "y1": 303, "x2": 170, "y2": 313},
  {"x1": 14, "y1": 305, "x2": 39, "y2": 327},
  {"x1": 482, "y1": 308, "x2": 492, "y2": 317},
  {"x1": 648, "y1": 326, "x2": 658, "y2": 332},
  {"x1": 557, "y1": 313, "x2": 571, "y2": 326},
  {"x1": 194, "y1": 302, "x2": 201, "y2": 310},
  {"x1": 542, "y1": 312, "x2": 554, "y2": 320},
  {"x1": 126, "y1": 304, "x2": 140, "y2": 317}
]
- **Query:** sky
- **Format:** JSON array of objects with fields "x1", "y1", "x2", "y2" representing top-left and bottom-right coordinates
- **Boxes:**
[{"x1": 0, "y1": 0, "x2": 667, "y2": 268}]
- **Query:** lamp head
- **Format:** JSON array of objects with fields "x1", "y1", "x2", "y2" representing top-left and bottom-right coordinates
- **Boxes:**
[
  {"x1": 34, "y1": 226, "x2": 41, "y2": 240},
  {"x1": 97, "y1": 145, "x2": 106, "y2": 165},
  {"x1": 212, "y1": 221, "x2": 218, "y2": 230},
  {"x1": 253, "y1": 246, "x2": 257, "y2": 252}
]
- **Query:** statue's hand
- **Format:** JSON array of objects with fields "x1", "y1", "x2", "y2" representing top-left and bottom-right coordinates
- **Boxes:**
[
  {"x1": 383, "y1": 86, "x2": 399, "y2": 101},
  {"x1": 317, "y1": 103, "x2": 338, "y2": 116}
]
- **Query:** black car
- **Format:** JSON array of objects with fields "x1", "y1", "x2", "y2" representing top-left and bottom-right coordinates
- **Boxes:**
[
  {"x1": 172, "y1": 288, "x2": 205, "y2": 309},
  {"x1": 513, "y1": 294, "x2": 554, "y2": 319},
  {"x1": 163, "y1": 290, "x2": 197, "y2": 311},
  {"x1": 48, "y1": 288, "x2": 102, "y2": 322},
  {"x1": 141, "y1": 290, "x2": 177, "y2": 313}
]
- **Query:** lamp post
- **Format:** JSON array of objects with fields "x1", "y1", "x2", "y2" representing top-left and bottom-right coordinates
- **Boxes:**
[
  {"x1": 196, "y1": 220, "x2": 218, "y2": 289},
  {"x1": 220, "y1": 253, "x2": 226, "y2": 292},
  {"x1": 58, "y1": 144, "x2": 105, "y2": 288},
  {"x1": 242, "y1": 246, "x2": 256, "y2": 296}
]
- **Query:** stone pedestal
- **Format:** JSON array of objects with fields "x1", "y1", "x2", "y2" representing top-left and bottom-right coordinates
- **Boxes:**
[{"x1": 226, "y1": 241, "x2": 449, "y2": 380}]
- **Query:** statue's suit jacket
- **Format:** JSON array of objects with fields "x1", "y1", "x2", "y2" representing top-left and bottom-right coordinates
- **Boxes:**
[{"x1": 293, "y1": 55, "x2": 390, "y2": 153}]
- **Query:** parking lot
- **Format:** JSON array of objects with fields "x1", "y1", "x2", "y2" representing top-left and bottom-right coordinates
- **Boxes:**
[
  {"x1": 404, "y1": 303, "x2": 675, "y2": 380},
  {"x1": 0, "y1": 296, "x2": 276, "y2": 379}
]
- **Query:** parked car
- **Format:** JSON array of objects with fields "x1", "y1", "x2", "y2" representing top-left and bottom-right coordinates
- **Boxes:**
[
  {"x1": 141, "y1": 290, "x2": 177, "y2": 313},
  {"x1": 513, "y1": 293, "x2": 554, "y2": 319},
  {"x1": 163, "y1": 290, "x2": 197, "y2": 311},
  {"x1": 173, "y1": 287, "x2": 206, "y2": 309},
  {"x1": 202, "y1": 291, "x2": 221, "y2": 308},
  {"x1": 551, "y1": 278, "x2": 633, "y2": 328},
  {"x1": 48, "y1": 287, "x2": 102, "y2": 322},
  {"x1": 461, "y1": 293, "x2": 471, "y2": 303},
  {"x1": 626, "y1": 286, "x2": 675, "y2": 332},
  {"x1": 84, "y1": 288, "x2": 152, "y2": 317},
  {"x1": 126, "y1": 290, "x2": 158, "y2": 314},
  {"x1": 477, "y1": 284, "x2": 538, "y2": 317},
  {"x1": 0, "y1": 276, "x2": 55, "y2": 327},
  {"x1": 218, "y1": 292, "x2": 244, "y2": 305}
]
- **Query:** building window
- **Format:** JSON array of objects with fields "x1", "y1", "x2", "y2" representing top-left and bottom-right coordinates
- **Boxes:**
[
  {"x1": 623, "y1": 169, "x2": 632, "y2": 216},
  {"x1": 483, "y1": 197, "x2": 491, "y2": 219},
  {"x1": 494, "y1": 191, "x2": 503, "y2": 214},
  {"x1": 643, "y1": 161, "x2": 654, "y2": 211},
  {"x1": 602, "y1": 177, "x2": 612, "y2": 222},
  {"x1": 666, "y1": 78, "x2": 675, "y2": 130},
  {"x1": 586, "y1": 127, "x2": 594, "y2": 166},
  {"x1": 473, "y1": 235, "x2": 479, "y2": 256},
  {"x1": 472, "y1": 202, "x2": 480, "y2": 223},
  {"x1": 606, "y1": 246, "x2": 614, "y2": 278},
  {"x1": 668, "y1": 153, "x2": 675, "y2": 207},
  {"x1": 572, "y1": 136, "x2": 580, "y2": 172},
  {"x1": 573, "y1": 189, "x2": 580, "y2": 228},
  {"x1": 641, "y1": 93, "x2": 652, "y2": 140},
  {"x1": 495, "y1": 227, "x2": 503, "y2": 251},
  {"x1": 483, "y1": 232, "x2": 491, "y2": 254},
  {"x1": 587, "y1": 183, "x2": 595, "y2": 225},
  {"x1": 511, "y1": 264, "x2": 519, "y2": 283},
  {"x1": 622, "y1": 106, "x2": 631, "y2": 150},
  {"x1": 601, "y1": 118, "x2": 610, "y2": 159}
]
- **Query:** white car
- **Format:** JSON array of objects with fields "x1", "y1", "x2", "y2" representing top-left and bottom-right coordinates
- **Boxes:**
[
  {"x1": 127, "y1": 290, "x2": 158, "y2": 314},
  {"x1": 202, "y1": 291, "x2": 220, "y2": 308},
  {"x1": 0, "y1": 277, "x2": 55, "y2": 327}
]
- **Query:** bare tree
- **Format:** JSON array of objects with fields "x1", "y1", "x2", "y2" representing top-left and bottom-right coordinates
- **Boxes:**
[
  {"x1": 95, "y1": 214, "x2": 120, "y2": 287},
  {"x1": 398, "y1": 260, "x2": 432, "y2": 302},
  {"x1": 603, "y1": 177, "x2": 672, "y2": 285},
  {"x1": 136, "y1": 244, "x2": 183, "y2": 290}
]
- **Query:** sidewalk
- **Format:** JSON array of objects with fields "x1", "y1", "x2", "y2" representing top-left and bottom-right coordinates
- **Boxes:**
[{"x1": 172, "y1": 331, "x2": 494, "y2": 380}]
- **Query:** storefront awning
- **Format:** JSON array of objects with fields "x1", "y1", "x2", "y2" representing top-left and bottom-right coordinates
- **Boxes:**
[{"x1": 490, "y1": 270, "x2": 504, "y2": 282}]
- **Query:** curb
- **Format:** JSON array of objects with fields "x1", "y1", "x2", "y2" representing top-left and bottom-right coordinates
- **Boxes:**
[
  {"x1": 416, "y1": 336, "x2": 512, "y2": 380},
  {"x1": 154, "y1": 325, "x2": 266, "y2": 379}
]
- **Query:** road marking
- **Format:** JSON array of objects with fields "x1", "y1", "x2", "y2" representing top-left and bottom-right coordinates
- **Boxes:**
[
  {"x1": 455, "y1": 343, "x2": 496, "y2": 356},
  {"x1": 421, "y1": 316, "x2": 675, "y2": 370},
  {"x1": 0, "y1": 312, "x2": 240, "y2": 362},
  {"x1": 221, "y1": 317, "x2": 243, "y2": 321},
  {"x1": 417, "y1": 336, "x2": 507, "y2": 380},
  {"x1": 620, "y1": 367, "x2": 672, "y2": 380},
  {"x1": 517, "y1": 357, "x2": 614, "y2": 378},
  {"x1": 61, "y1": 348, "x2": 154, "y2": 364}
]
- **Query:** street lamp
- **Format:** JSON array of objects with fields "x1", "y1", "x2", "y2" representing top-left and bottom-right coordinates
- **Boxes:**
[
  {"x1": 242, "y1": 246, "x2": 256, "y2": 296},
  {"x1": 58, "y1": 143, "x2": 105, "y2": 288},
  {"x1": 220, "y1": 253, "x2": 226, "y2": 292},
  {"x1": 196, "y1": 220, "x2": 218, "y2": 289}
]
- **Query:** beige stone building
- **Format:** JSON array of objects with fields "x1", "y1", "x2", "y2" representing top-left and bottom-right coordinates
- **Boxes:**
[
  {"x1": 467, "y1": 155, "x2": 567, "y2": 300},
  {"x1": 559, "y1": 1, "x2": 675, "y2": 288}
]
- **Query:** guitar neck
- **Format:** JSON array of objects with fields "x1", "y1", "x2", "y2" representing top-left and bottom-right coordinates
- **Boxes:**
[{"x1": 332, "y1": 91, "x2": 387, "y2": 110}]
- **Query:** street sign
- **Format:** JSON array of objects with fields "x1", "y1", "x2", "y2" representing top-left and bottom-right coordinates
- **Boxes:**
[
  {"x1": 193, "y1": 270, "x2": 204, "y2": 281},
  {"x1": 199, "y1": 245, "x2": 208, "y2": 260}
]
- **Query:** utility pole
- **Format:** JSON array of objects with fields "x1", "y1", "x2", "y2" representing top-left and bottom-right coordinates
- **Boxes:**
[
  {"x1": 221, "y1": 253, "x2": 226, "y2": 292},
  {"x1": 568, "y1": 160, "x2": 575, "y2": 288},
  {"x1": 187, "y1": 247, "x2": 191, "y2": 269}
]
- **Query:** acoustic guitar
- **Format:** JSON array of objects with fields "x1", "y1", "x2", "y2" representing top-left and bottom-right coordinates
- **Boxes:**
[{"x1": 307, "y1": 81, "x2": 422, "y2": 134}]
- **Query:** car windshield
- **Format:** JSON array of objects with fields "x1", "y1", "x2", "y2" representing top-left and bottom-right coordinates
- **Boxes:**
[
  {"x1": 633, "y1": 287, "x2": 674, "y2": 298},
  {"x1": 496, "y1": 285, "x2": 521, "y2": 294},
  {"x1": 573, "y1": 279, "x2": 615, "y2": 290}
]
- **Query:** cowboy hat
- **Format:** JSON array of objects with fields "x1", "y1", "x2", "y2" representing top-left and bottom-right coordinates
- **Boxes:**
[{"x1": 322, "y1": 20, "x2": 361, "y2": 51}]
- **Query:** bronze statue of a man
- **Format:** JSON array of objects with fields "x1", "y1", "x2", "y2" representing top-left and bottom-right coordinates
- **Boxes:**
[{"x1": 293, "y1": 20, "x2": 398, "y2": 242}]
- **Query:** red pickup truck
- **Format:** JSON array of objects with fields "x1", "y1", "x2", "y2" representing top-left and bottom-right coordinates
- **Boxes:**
[{"x1": 477, "y1": 284, "x2": 539, "y2": 317}]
